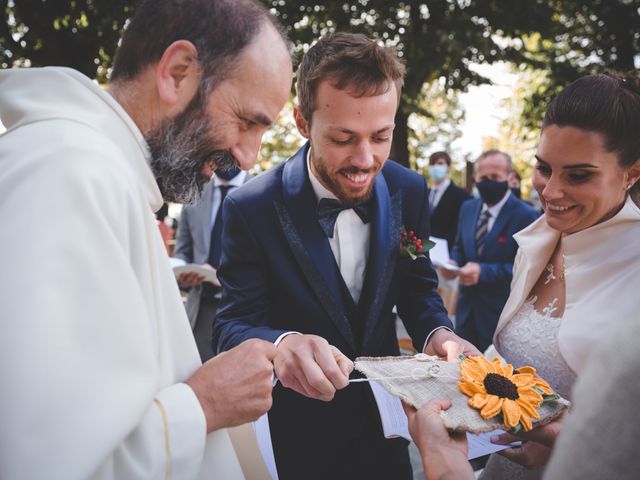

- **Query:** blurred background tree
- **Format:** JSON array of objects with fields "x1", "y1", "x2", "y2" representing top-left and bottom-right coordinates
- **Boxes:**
[
  {"x1": 0, "y1": 0, "x2": 134, "y2": 81},
  {"x1": 2, "y1": 0, "x2": 639, "y2": 185},
  {"x1": 513, "y1": 0, "x2": 640, "y2": 132},
  {"x1": 263, "y1": 0, "x2": 555, "y2": 168}
]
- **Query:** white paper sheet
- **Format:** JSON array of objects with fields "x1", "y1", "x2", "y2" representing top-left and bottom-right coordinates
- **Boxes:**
[
  {"x1": 467, "y1": 429, "x2": 522, "y2": 460},
  {"x1": 429, "y1": 237, "x2": 460, "y2": 271},
  {"x1": 370, "y1": 379, "x2": 519, "y2": 461},
  {"x1": 369, "y1": 380, "x2": 412, "y2": 441},
  {"x1": 168, "y1": 257, "x2": 218, "y2": 284},
  {"x1": 254, "y1": 414, "x2": 279, "y2": 480}
]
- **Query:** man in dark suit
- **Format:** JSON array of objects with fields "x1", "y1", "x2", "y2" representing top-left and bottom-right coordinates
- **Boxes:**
[
  {"x1": 440, "y1": 150, "x2": 538, "y2": 352},
  {"x1": 172, "y1": 167, "x2": 247, "y2": 361},
  {"x1": 427, "y1": 151, "x2": 471, "y2": 251},
  {"x1": 213, "y1": 32, "x2": 477, "y2": 479}
]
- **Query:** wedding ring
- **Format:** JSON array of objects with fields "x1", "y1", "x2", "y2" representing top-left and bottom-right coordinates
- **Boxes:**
[{"x1": 414, "y1": 353, "x2": 431, "y2": 362}]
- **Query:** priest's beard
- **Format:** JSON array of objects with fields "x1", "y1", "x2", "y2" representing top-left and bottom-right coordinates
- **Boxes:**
[{"x1": 146, "y1": 87, "x2": 237, "y2": 204}]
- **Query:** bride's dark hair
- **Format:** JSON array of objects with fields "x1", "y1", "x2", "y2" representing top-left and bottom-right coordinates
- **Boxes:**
[{"x1": 542, "y1": 70, "x2": 640, "y2": 202}]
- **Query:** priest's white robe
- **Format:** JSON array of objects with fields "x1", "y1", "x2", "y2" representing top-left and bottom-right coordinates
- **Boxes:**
[{"x1": 0, "y1": 67, "x2": 245, "y2": 479}]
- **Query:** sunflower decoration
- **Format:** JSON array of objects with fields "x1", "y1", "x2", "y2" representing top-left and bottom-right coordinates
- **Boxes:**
[{"x1": 458, "y1": 355, "x2": 557, "y2": 432}]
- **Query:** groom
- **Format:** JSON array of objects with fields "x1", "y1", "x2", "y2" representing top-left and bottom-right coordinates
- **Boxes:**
[{"x1": 213, "y1": 32, "x2": 478, "y2": 479}]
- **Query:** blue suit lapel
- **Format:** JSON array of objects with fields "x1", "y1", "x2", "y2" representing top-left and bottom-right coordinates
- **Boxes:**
[
  {"x1": 360, "y1": 173, "x2": 403, "y2": 351},
  {"x1": 274, "y1": 143, "x2": 355, "y2": 349}
]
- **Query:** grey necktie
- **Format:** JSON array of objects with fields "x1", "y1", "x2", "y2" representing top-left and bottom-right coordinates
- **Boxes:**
[
  {"x1": 475, "y1": 210, "x2": 491, "y2": 256},
  {"x1": 429, "y1": 187, "x2": 438, "y2": 209}
]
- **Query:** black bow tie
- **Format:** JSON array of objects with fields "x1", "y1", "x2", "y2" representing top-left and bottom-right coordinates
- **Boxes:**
[{"x1": 317, "y1": 197, "x2": 373, "y2": 238}]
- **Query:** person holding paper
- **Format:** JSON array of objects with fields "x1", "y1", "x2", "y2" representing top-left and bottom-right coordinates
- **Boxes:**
[
  {"x1": 0, "y1": 0, "x2": 293, "y2": 478},
  {"x1": 173, "y1": 166, "x2": 248, "y2": 361},
  {"x1": 213, "y1": 32, "x2": 479, "y2": 479},
  {"x1": 427, "y1": 151, "x2": 471, "y2": 252},
  {"x1": 439, "y1": 150, "x2": 538, "y2": 352}
]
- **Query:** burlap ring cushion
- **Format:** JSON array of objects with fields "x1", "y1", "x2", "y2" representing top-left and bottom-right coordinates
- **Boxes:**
[{"x1": 355, "y1": 354, "x2": 570, "y2": 434}]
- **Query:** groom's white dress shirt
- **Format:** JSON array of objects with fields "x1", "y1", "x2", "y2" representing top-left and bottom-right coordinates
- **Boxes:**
[
  {"x1": 307, "y1": 152, "x2": 371, "y2": 302},
  {"x1": 274, "y1": 152, "x2": 447, "y2": 350}
]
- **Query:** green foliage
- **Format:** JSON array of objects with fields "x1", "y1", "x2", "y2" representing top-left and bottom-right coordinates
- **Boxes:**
[
  {"x1": 1, "y1": 0, "x2": 134, "y2": 81},
  {"x1": 261, "y1": 0, "x2": 553, "y2": 167},
  {"x1": 409, "y1": 77, "x2": 465, "y2": 172},
  {"x1": 484, "y1": 67, "x2": 547, "y2": 198},
  {"x1": 2, "y1": 0, "x2": 637, "y2": 172},
  {"x1": 511, "y1": 0, "x2": 640, "y2": 130},
  {"x1": 252, "y1": 99, "x2": 304, "y2": 174}
]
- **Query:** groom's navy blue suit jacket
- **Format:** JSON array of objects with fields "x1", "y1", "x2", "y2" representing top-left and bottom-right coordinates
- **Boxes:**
[{"x1": 213, "y1": 143, "x2": 452, "y2": 479}]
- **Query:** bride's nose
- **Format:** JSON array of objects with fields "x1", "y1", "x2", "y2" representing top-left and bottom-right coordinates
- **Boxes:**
[{"x1": 541, "y1": 175, "x2": 563, "y2": 201}]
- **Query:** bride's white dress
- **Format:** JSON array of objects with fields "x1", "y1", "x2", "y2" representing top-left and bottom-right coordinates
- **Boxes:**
[{"x1": 479, "y1": 297, "x2": 576, "y2": 480}]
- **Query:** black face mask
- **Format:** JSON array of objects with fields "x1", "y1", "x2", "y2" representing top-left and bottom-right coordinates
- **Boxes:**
[
  {"x1": 476, "y1": 179, "x2": 509, "y2": 206},
  {"x1": 510, "y1": 187, "x2": 522, "y2": 199},
  {"x1": 215, "y1": 164, "x2": 242, "y2": 181}
]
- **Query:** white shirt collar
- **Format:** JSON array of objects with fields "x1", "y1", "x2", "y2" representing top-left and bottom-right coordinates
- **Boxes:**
[
  {"x1": 433, "y1": 178, "x2": 451, "y2": 193},
  {"x1": 213, "y1": 170, "x2": 247, "y2": 188},
  {"x1": 306, "y1": 148, "x2": 338, "y2": 201}
]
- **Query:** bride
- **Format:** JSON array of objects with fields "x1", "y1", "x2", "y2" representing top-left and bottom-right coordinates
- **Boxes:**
[{"x1": 478, "y1": 71, "x2": 640, "y2": 479}]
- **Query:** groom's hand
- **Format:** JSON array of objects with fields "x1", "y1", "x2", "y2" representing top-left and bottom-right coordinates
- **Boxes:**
[
  {"x1": 274, "y1": 334, "x2": 353, "y2": 401},
  {"x1": 185, "y1": 339, "x2": 276, "y2": 433},
  {"x1": 425, "y1": 328, "x2": 481, "y2": 361}
]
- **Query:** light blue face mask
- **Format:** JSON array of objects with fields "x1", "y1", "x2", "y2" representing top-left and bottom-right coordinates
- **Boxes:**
[{"x1": 428, "y1": 164, "x2": 448, "y2": 182}]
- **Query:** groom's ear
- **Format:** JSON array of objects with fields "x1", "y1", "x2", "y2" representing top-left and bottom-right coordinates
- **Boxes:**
[{"x1": 293, "y1": 106, "x2": 310, "y2": 139}]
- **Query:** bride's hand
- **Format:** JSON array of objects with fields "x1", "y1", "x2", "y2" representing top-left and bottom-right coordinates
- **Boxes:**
[
  {"x1": 491, "y1": 416, "x2": 565, "y2": 469},
  {"x1": 496, "y1": 439, "x2": 552, "y2": 469},
  {"x1": 492, "y1": 415, "x2": 565, "y2": 449}
]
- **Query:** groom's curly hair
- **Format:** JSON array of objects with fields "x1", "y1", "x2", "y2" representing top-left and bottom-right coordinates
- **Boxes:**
[{"x1": 296, "y1": 32, "x2": 405, "y2": 124}]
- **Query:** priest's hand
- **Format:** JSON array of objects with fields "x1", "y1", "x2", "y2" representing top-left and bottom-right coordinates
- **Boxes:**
[
  {"x1": 274, "y1": 334, "x2": 353, "y2": 401},
  {"x1": 185, "y1": 339, "x2": 276, "y2": 433},
  {"x1": 425, "y1": 328, "x2": 481, "y2": 362}
]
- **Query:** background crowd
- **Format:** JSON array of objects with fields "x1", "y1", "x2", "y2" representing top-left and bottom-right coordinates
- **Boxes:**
[{"x1": 1, "y1": 1, "x2": 639, "y2": 480}]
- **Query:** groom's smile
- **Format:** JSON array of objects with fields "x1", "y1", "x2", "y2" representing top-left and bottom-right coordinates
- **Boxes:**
[{"x1": 294, "y1": 80, "x2": 398, "y2": 203}]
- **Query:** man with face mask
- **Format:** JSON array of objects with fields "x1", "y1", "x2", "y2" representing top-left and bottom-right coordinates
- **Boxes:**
[
  {"x1": 439, "y1": 150, "x2": 538, "y2": 352},
  {"x1": 427, "y1": 151, "x2": 471, "y2": 252},
  {"x1": 173, "y1": 166, "x2": 249, "y2": 362},
  {"x1": 0, "y1": 0, "x2": 292, "y2": 478}
]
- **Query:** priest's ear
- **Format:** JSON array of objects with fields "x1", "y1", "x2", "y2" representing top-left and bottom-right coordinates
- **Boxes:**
[
  {"x1": 155, "y1": 40, "x2": 201, "y2": 115},
  {"x1": 293, "y1": 106, "x2": 311, "y2": 139}
]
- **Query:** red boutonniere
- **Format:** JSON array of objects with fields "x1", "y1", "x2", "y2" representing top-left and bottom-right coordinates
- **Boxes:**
[
  {"x1": 498, "y1": 235, "x2": 508, "y2": 244},
  {"x1": 400, "y1": 227, "x2": 435, "y2": 260}
]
